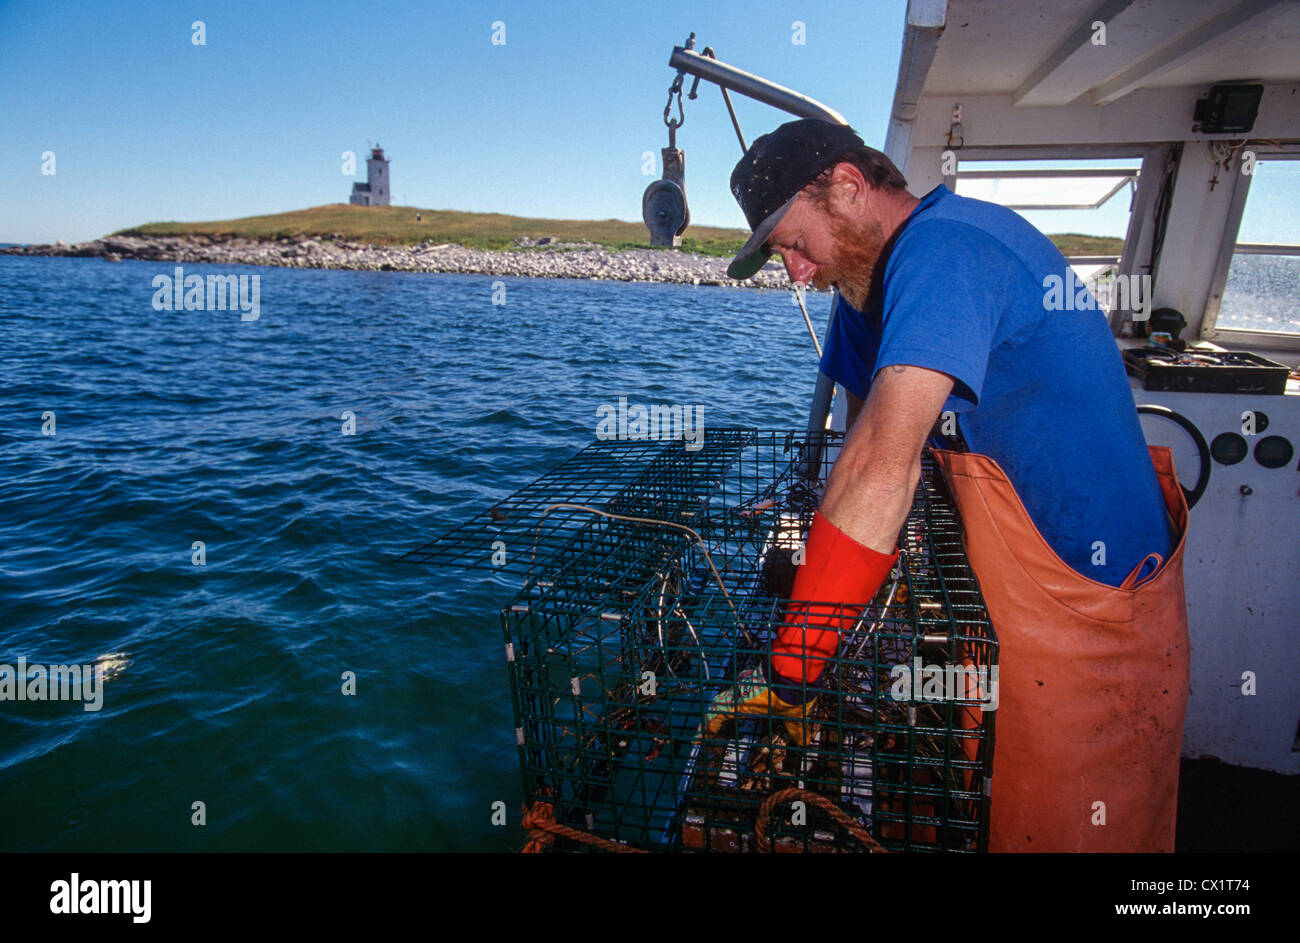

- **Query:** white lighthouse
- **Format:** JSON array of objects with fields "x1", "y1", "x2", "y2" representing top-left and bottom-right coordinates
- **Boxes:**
[{"x1": 349, "y1": 145, "x2": 391, "y2": 206}]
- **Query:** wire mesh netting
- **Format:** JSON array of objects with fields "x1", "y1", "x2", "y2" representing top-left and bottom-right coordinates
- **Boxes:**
[{"x1": 401, "y1": 428, "x2": 997, "y2": 852}]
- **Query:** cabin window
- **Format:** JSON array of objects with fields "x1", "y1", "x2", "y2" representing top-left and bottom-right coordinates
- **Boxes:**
[
  {"x1": 953, "y1": 157, "x2": 1141, "y2": 317},
  {"x1": 1213, "y1": 155, "x2": 1300, "y2": 336}
]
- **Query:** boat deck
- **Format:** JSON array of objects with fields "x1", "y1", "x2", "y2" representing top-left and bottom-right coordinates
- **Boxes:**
[{"x1": 1176, "y1": 758, "x2": 1299, "y2": 852}]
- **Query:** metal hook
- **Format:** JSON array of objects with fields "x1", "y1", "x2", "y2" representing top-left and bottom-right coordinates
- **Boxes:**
[
  {"x1": 946, "y1": 103, "x2": 964, "y2": 149},
  {"x1": 664, "y1": 84, "x2": 685, "y2": 130}
]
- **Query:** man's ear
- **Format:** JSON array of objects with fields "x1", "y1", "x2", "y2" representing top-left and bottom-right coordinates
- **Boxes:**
[{"x1": 829, "y1": 161, "x2": 868, "y2": 210}]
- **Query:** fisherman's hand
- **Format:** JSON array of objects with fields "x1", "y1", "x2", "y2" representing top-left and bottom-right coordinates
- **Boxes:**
[
  {"x1": 772, "y1": 510, "x2": 898, "y2": 688},
  {"x1": 697, "y1": 666, "x2": 815, "y2": 748}
]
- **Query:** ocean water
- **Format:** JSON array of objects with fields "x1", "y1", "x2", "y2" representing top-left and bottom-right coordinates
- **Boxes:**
[
  {"x1": 0, "y1": 256, "x2": 824, "y2": 851},
  {"x1": 1217, "y1": 253, "x2": 1300, "y2": 334}
]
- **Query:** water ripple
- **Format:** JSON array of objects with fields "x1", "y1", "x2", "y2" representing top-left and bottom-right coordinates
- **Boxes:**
[{"x1": 0, "y1": 256, "x2": 824, "y2": 850}]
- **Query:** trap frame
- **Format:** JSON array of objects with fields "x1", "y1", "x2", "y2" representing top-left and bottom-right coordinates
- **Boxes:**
[{"x1": 401, "y1": 428, "x2": 997, "y2": 852}]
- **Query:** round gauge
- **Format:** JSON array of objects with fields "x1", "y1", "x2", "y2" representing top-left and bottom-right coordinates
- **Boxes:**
[
  {"x1": 1210, "y1": 432, "x2": 1248, "y2": 465},
  {"x1": 1253, "y1": 435, "x2": 1293, "y2": 469}
]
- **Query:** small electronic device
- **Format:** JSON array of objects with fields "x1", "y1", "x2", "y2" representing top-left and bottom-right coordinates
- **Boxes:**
[{"x1": 1194, "y1": 84, "x2": 1264, "y2": 134}]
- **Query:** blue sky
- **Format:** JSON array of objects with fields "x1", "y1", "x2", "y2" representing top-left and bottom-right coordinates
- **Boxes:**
[
  {"x1": 3, "y1": 0, "x2": 1292, "y2": 246},
  {"x1": 0, "y1": 0, "x2": 913, "y2": 243}
]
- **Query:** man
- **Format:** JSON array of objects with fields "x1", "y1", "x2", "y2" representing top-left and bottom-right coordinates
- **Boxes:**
[{"x1": 711, "y1": 119, "x2": 1190, "y2": 852}]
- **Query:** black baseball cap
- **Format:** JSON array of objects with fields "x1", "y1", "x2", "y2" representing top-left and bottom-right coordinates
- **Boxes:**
[{"x1": 727, "y1": 118, "x2": 866, "y2": 279}]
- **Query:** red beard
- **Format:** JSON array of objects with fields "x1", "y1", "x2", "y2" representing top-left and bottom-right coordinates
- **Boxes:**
[{"x1": 811, "y1": 208, "x2": 888, "y2": 311}]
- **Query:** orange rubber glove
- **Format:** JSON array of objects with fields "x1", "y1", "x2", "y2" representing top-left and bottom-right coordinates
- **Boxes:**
[{"x1": 772, "y1": 510, "x2": 898, "y2": 701}]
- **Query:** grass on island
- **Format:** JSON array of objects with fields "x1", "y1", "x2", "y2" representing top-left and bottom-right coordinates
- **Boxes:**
[
  {"x1": 1047, "y1": 233, "x2": 1126, "y2": 257},
  {"x1": 115, "y1": 204, "x2": 1124, "y2": 259},
  {"x1": 116, "y1": 204, "x2": 751, "y2": 257}
]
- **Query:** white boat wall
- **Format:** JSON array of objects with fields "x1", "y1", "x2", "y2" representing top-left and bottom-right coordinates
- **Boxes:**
[{"x1": 872, "y1": 0, "x2": 1300, "y2": 774}]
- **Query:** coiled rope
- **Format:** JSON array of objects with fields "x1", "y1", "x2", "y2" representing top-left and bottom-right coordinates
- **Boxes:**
[
  {"x1": 521, "y1": 788, "x2": 886, "y2": 854},
  {"x1": 520, "y1": 799, "x2": 648, "y2": 854},
  {"x1": 754, "y1": 788, "x2": 890, "y2": 854}
]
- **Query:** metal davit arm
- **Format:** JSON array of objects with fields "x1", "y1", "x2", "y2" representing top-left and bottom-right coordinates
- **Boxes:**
[
  {"x1": 667, "y1": 47, "x2": 848, "y2": 126},
  {"x1": 665, "y1": 40, "x2": 846, "y2": 472}
]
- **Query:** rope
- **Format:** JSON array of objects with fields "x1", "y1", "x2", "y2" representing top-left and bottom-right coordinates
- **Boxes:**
[
  {"x1": 520, "y1": 800, "x2": 649, "y2": 854},
  {"x1": 699, "y1": 47, "x2": 747, "y2": 153},
  {"x1": 791, "y1": 283, "x2": 823, "y2": 360},
  {"x1": 521, "y1": 790, "x2": 886, "y2": 854},
  {"x1": 753, "y1": 788, "x2": 890, "y2": 854},
  {"x1": 533, "y1": 502, "x2": 754, "y2": 646}
]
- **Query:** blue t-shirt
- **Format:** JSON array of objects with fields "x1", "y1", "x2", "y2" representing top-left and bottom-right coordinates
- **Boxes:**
[{"x1": 820, "y1": 184, "x2": 1173, "y2": 586}]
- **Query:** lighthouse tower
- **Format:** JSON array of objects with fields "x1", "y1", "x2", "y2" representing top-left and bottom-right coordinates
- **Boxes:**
[{"x1": 349, "y1": 145, "x2": 391, "y2": 206}]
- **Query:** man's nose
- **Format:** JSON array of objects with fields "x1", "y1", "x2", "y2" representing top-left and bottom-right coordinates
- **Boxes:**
[{"x1": 783, "y1": 253, "x2": 816, "y2": 284}]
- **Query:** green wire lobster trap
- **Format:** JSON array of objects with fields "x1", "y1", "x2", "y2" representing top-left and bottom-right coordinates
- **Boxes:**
[{"x1": 401, "y1": 428, "x2": 997, "y2": 852}]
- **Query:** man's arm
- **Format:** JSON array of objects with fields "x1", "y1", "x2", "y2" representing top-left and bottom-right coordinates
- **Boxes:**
[
  {"x1": 820, "y1": 364, "x2": 955, "y2": 552},
  {"x1": 769, "y1": 363, "x2": 954, "y2": 695}
]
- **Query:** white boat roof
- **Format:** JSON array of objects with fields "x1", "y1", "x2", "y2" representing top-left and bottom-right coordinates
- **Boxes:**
[
  {"x1": 886, "y1": 0, "x2": 1300, "y2": 358},
  {"x1": 888, "y1": 0, "x2": 1300, "y2": 158},
  {"x1": 920, "y1": 0, "x2": 1300, "y2": 104}
]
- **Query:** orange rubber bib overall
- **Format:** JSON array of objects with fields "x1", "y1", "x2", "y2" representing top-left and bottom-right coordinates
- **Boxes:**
[{"x1": 932, "y1": 445, "x2": 1190, "y2": 852}]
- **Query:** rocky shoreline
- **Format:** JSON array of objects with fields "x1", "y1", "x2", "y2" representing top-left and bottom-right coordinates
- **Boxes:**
[{"x1": 1, "y1": 233, "x2": 792, "y2": 288}]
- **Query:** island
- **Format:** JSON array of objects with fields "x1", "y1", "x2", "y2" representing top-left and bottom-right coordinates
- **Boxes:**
[{"x1": 1, "y1": 203, "x2": 1122, "y2": 289}]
